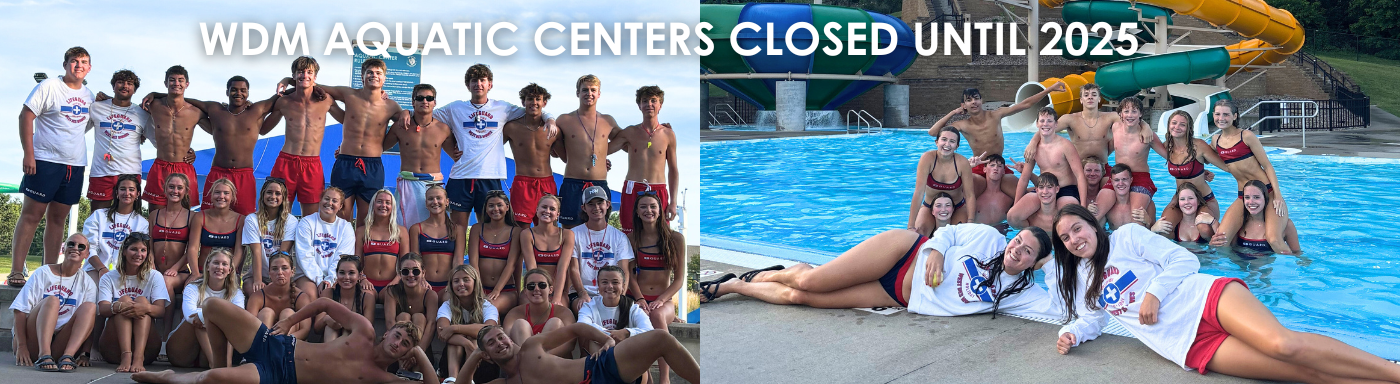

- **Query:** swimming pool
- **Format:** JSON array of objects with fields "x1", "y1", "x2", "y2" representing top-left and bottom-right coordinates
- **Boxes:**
[{"x1": 702, "y1": 129, "x2": 1400, "y2": 359}]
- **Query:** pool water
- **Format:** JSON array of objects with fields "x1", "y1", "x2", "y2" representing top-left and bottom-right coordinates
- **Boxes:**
[{"x1": 702, "y1": 129, "x2": 1400, "y2": 359}]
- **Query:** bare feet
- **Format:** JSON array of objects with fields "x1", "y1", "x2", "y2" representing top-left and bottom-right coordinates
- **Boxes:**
[
  {"x1": 130, "y1": 353, "x2": 147, "y2": 373},
  {"x1": 77, "y1": 352, "x2": 91, "y2": 367},
  {"x1": 117, "y1": 351, "x2": 134, "y2": 373},
  {"x1": 131, "y1": 369, "x2": 175, "y2": 383}
]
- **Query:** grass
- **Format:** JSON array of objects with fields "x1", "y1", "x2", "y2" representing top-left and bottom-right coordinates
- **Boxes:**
[
  {"x1": 0, "y1": 254, "x2": 46, "y2": 278},
  {"x1": 1313, "y1": 52, "x2": 1400, "y2": 116}
]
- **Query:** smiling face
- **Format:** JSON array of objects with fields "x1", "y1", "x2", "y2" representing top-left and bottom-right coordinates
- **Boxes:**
[
  {"x1": 372, "y1": 191, "x2": 395, "y2": 219},
  {"x1": 426, "y1": 188, "x2": 449, "y2": 215},
  {"x1": 584, "y1": 199, "x2": 609, "y2": 223},
  {"x1": 1111, "y1": 171, "x2": 1132, "y2": 195},
  {"x1": 523, "y1": 272, "x2": 551, "y2": 304},
  {"x1": 479, "y1": 327, "x2": 515, "y2": 362},
  {"x1": 64, "y1": 55, "x2": 91, "y2": 82},
  {"x1": 636, "y1": 195, "x2": 661, "y2": 226},
  {"x1": 1243, "y1": 185, "x2": 1267, "y2": 216},
  {"x1": 380, "y1": 327, "x2": 416, "y2": 359},
  {"x1": 450, "y1": 269, "x2": 475, "y2": 298},
  {"x1": 261, "y1": 182, "x2": 286, "y2": 211},
  {"x1": 1118, "y1": 103, "x2": 1141, "y2": 126},
  {"x1": 1054, "y1": 214, "x2": 1098, "y2": 259},
  {"x1": 962, "y1": 94, "x2": 983, "y2": 112},
  {"x1": 1001, "y1": 230, "x2": 1045, "y2": 275},
  {"x1": 597, "y1": 269, "x2": 625, "y2": 302},
  {"x1": 293, "y1": 66, "x2": 317, "y2": 89},
  {"x1": 413, "y1": 89, "x2": 437, "y2": 115},
  {"x1": 116, "y1": 179, "x2": 139, "y2": 209},
  {"x1": 577, "y1": 83, "x2": 601, "y2": 108},
  {"x1": 1213, "y1": 104, "x2": 1236, "y2": 130},
  {"x1": 638, "y1": 95, "x2": 661, "y2": 119},
  {"x1": 165, "y1": 176, "x2": 188, "y2": 207},
  {"x1": 1178, "y1": 189, "x2": 1200, "y2": 215},
  {"x1": 936, "y1": 130, "x2": 959, "y2": 154},
  {"x1": 1036, "y1": 183, "x2": 1059, "y2": 204},
  {"x1": 319, "y1": 190, "x2": 344, "y2": 220},
  {"x1": 227, "y1": 80, "x2": 249, "y2": 105},
  {"x1": 123, "y1": 240, "x2": 149, "y2": 272},
  {"x1": 113, "y1": 79, "x2": 137, "y2": 100},
  {"x1": 932, "y1": 196, "x2": 955, "y2": 221},
  {"x1": 399, "y1": 259, "x2": 423, "y2": 287},
  {"x1": 269, "y1": 257, "x2": 293, "y2": 286},
  {"x1": 362, "y1": 66, "x2": 386, "y2": 89},
  {"x1": 165, "y1": 74, "x2": 189, "y2": 97},
  {"x1": 64, "y1": 234, "x2": 89, "y2": 265},
  {"x1": 536, "y1": 198, "x2": 560, "y2": 225},
  {"x1": 337, "y1": 261, "x2": 360, "y2": 289},
  {"x1": 1037, "y1": 113, "x2": 1057, "y2": 135},
  {"x1": 1083, "y1": 162, "x2": 1103, "y2": 185},
  {"x1": 206, "y1": 252, "x2": 231, "y2": 283},
  {"x1": 485, "y1": 196, "x2": 508, "y2": 222},
  {"x1": 209, "y1": 183, "x2": 233, "y2": 210},
  {"x1": 1168, "y1": 114, "x2": 1192, "y2": 140}
]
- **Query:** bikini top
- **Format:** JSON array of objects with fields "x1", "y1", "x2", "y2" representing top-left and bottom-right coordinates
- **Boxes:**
[
  {"x1": 477, "y1": 228, "x2": 512, "y2": 261},
  {"x1": 1167, "y1": 155, "x2": 1206, "y2": 179},
  {"x1": 926, "y1": 156, "x2": 963, "y2": 191},
  {"x1": 636, "y1": 244, "x2": 666, "y2": 271},
  {"x1": 200, "y1": 215, "x2": 243, "y2": 249},
  {"x1": 330, "y1": 285, "x2": 365, "y2": 314},
  {"x1": 1237, "y1": 234, "x2": 1272, "y2": 252},
  {"x1": 1215, "y1": 131, "x2": 1255, "y2": 164},
  {"x1": 526, "y1": 303, "x2": 556, "y2": 335},
  {"x1": 152, "y1": 209, "x2": 192, "y2": 243},
  {"x1": 1173, "y1": 223, "x2": 1208, "y2": 244},
  {"x1": 258, "y1": 288, "x2": 304, "y2": 313},
  {"x1": 363, "y1": 236, "x2": 402, "y2": 257},
  {"x1": 528, "y1": 228, "x2": 564, "y2": 266},
  {"x1": 391, "y1": 284, "x2": 433, "y2": 314},
  {"x1": 415, "y1": 223, "x2": 455, "y2": 255}
]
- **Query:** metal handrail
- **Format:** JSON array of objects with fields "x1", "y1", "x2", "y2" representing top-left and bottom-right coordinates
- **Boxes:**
[
  {"x1": 857, "y1": 110, "x2": 884, "y2": 133},
  {"x1": 718, "y1": 103, "x2": 747, "y2": 125},
  {"x1": 1241, "y1": 100, "x2": 1321, "y2": 148},
  {"x1": 709, "y1": 111, "x2": 737, "y2": 126},
  {"x1": 846, "y1": 110, "x2": 877, "y2": 134}
]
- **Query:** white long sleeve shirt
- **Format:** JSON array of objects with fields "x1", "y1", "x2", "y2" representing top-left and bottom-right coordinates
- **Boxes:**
[
  {"x1": 577, "y1": 299, "x2": 653, "y2": 337},
  {"x1": 81, "y1": 208, "x2": 150, "y2": 272},
  {"x1": 908, "y1": 224, "x2": 1062, "y2": 319},
  {"x1": 1057, "y1": 224, "x2": 1218, "y2": 370},
  {"x1": 294, "y1": 213, "x2": 356, "y2": 285}
]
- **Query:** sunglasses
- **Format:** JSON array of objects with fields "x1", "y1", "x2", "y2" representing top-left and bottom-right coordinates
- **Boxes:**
[
  {"x1": 400, "y1": 268, "x2": 423, "y2": 276},
  {"x1": 525, "y1": 282, "x2": 549, "y2": 291},
  {"x1": 127, "y1": 232, "x2": 152, "y2": 241},
  {"x1": 638, "y1": 190, "x2": 659, "y2": 197},
  {"x1": 486, "y1": 190, "x2": 508, "y2": 197},
  {"x1": 414, "y1": 95, "x2": 436, "y2": 102},
  {"x1": 65, "y1": 241, "x2": 88, "y2": 251}
]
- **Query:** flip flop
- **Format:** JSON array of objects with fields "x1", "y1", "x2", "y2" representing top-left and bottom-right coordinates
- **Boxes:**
[
  {"x1": 33, "y1": 355, "x2": 58, "y2": 372},
  {"x1": 739, "y1": 265, "x2": 784, "y2": 282},
  {"x1": 57, "y1": 355, "x2": 76, "y2": 373},
  {"x1": 698, "y1": 273, "x2": 736, "y2": 303}
]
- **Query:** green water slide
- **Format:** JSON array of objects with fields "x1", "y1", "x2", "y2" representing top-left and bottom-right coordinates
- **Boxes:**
[{"x1": 1095, "y1": 47, "x2": 1231, "y2": 100}]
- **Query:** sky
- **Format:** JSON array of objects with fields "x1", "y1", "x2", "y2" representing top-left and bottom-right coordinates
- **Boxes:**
[{"x1": 0, "y1": 0, "x2": 702, "y2": 239}]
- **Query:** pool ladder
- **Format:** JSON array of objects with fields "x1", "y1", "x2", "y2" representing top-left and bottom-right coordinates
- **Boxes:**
[
  {"x1": 846, "y1": 110, "x2": 883, "y2": 134},
  {"x1": 1237, "y1": 100, "x2": 1321, "y2": 148}
]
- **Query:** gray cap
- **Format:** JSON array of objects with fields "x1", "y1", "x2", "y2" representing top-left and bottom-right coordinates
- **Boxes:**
[{"x1": 583, "y1": 186, "x2": 609, "y2": 204}]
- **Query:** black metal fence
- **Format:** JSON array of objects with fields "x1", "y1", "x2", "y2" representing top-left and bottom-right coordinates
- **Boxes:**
[
  {"x1": 1302, "y1": 30, "x2": 1400, "y2": 65},
  {"x1": 1256, "y1": 98, "x2": 1370, "y2": 132}
]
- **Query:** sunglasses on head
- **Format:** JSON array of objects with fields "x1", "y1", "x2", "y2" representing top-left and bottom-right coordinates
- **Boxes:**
[
  {"x1": 414, "y1": 95, "x2": 435, "y2": 102},
  {"x1": 65, "y1": 241, "x2": 88, "y2": 251},
  {"x1": 526, "y1": 282, "x2": 549, "y2": 291},
  {"x1": 638, "y1": 190, "x2": 660, "y2": 197},
  {"x1": 127, "y1": 232, "x2": 151, "y2": 242},
  {"x1": 400, "y1": 268, "x2": 423, "y2": 276}
]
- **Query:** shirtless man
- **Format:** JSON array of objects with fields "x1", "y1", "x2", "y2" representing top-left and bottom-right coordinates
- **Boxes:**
[
  {"x1": 434, "y1": 64, "x2": 555, "y2": 229},
  {"x1": 463, "y1": 323, "x2": 699, "y2": 384},
  {"x1": 384, "y1": 84, "x2": 453, "y2": 227},
  {"x1": 609, "y1": 85, "x2": 679, "y2": 233},
  {"x1": 1007, "y1": 172, "x2": 1066, "y2": 233},
  {"x1": 501, "y1": 83, "x2": 559, "y2": 226},
  {"x1": 10, "y1": 47, "x2": 94, "y2": 286},
  {"x1": 556, "y1": 75, "x2": 621, "y2": 229},
  {"x1": 142, "y1": 66, "x2": 207, "y2": 211},
  {"x1": 1092, "y1": 97, "x2": 1166, "y2": 228},
  {"x1": 1025, "y1": 83, "x2": 1116, "y2": 172},
  {"x1": 1092, "y1": 164, "x2": 1148, "y2": 230},
  {"x1": 929, "y1": 83, "x2": 1064, "y2": 198},
  {"x1": 1007, "y1": 107, "x2": 1087, "y2": 222},
  {"x1": 971, "y1": 154, "x2": 1013, "y2": 225},
  {"x1": 1079, "y1": 155, "x2": 1107, "y2": 207},
  {"x1": 131, "y1": 297, "x2": 435, "y2": 384},
  {"x1": 264, "y1": 56, "x2": 337, "y2": 216},
  {"x1": 303, "y1": 58, "x2": 403, "y2": 225}
]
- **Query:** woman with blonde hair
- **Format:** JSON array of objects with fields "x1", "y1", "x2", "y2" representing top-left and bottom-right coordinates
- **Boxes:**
[
  {"x1": 409, "y1": 185, "x2": 464, "y2": 295},
  {"x1": 435, "y1": 264, "x2": 500, "y2": 384},
  {"x1": 359, "y1": 189, "x2": 408, "y2": 293},
  {"x1": 167, "y1": 247, "x2": 245, "y2": 368},
  {"x1": 518, "y1": 194, "x2": 575, "y2": 308},
  {"x1": 190, "y1": 178, "x2": 245, "y2": 286},
  {"x1": 240, "y1": 178, "x2": 297, "y2": 296},
  {"x1": 96, "y1": 232, "x2": 168, "y2": 373}
]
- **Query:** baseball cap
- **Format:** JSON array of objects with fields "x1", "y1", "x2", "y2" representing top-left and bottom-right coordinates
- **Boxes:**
[{"x1": 583, "y1": 186, "x2": 608, "y2": 204}]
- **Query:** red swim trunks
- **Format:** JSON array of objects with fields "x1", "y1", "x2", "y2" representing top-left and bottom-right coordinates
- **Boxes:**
[
  {"x1": 1101, "y1": 171, "x2": 1157, "y2": 196},
  {"x1": 620, "y1": 181, "x2": 670, "y2": 234},
  {"x1": 1184, "y1": 277, "x2": 1247, "y2": 375},
  {"x1": 86, "y1": 175, "x2": 119, "y2": 201},
  {"x1": 971, "y1": 163, "x2": 1016, "y2": 177},
  {"x1": 270, "y1": 152, "x2": 325, "y2": 204},
  {"x1": 203, "y1": 166, "x2": 257, "y2": 215},
  {"x1": 143, "y1": 159, "x2": 200, "y2": 207},
  {"x1": 510, "y1": 175, "x2": 557, "y2": 224}
]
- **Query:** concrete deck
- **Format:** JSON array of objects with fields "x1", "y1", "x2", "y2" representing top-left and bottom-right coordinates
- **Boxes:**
[
  {"x1": 700, "y1": 257, "x2": 1281, "y2": 384},
  {"x1": 1257, "y1": 106, "x2": 1400, "y2": 158}
]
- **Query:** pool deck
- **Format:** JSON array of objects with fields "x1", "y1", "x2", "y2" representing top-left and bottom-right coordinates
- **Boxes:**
[
  {"x1": 700, "y1": 256, "x2": 1277, "y2": 384},
  {"x1": 700, "y1": 129, "x2": 854, "y2": 142}
]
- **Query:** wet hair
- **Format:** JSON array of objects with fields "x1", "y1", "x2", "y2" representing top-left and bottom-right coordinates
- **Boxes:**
[
  {"x1": 520, "y1": 83, "x2": 551, "y2": 102},
  {"x1": 635, "y1": 85, "x2": 664, "y2": 104},
  {"x1": 445, "y1": 264, "x2": 486, "y2": 325},
  {"x1": 985, "y1": 153, "x2": 1006, "y2": 166},
  {"x1": 1110, "y1": 163, "x2": 1133, "y2": 176},
  {"x1": 164, "y1": 172, "x2": 192, "y2": 209},
  {"x1": 483, "y1": 190, "x2": 518, "y2": 226},
  {"x1": 256, "y1": 178, "x2": 292, "y2": 243},
  {"x1": 628, "y1": 193, "x2": 679, "y2": 272},
  {"x1": 1213, "y1": 99, "x2": 1240, "y2": 128},
  {"x1": 107, "y1": 175, "x2": 143, "y2": 224},
  {"x1": 387, "y1": 320, "x2": 422, "y2": 350},
  {"x1": 1052, "y1": 204, "x2": 1112, "y2": 323},
  {"x1": 362, "y1": 189, "x2": 400, "y2": 244},
  {"x1": 362, "y1": 58, "x2": 387, "y2": 74},
  {"x1": 938, "y1": 126, "x2": 961, "y2": 144},
  {"x1": 1242, "y1": 180, "x2": 1272, "y2": 224},
  {"x1": 962, "y1": 88, "x2": 981, "y2": 101},
  {"x1": 111, "y1": 70, "x2": 140, "y2": 90},
  {"x1": 165, "y1": 65, "x2": 189, "y2": 82},
  {"x1": 209, "y1": 178, "x2": 238, "y2": 209},
  {"x1": 1038, "y1": 106, "x2": 1058, "y2": 120},
  {"x1": 1175, "y1": 182, "x2": 1205, "y2": 215},
  {"x1": 117, "y1": 231, "x2": 154, "y2": 288},
  {"x1": 220, "y1": 76, "x2": 246, "y2": 92},
  {"x1": 1037, "y1": 172, "x2": 1060, "y2": 188},
  {"x1": 1164, "y1": 110, "x2": 1198, "y2": 161},
  {"x1": 576, "y1": 74, "x2": 601, "y2": 92},
  {"x1": 465, "y1": 64, "x2": 493, "y2": 83},
  {"x1": 63, "y1": 46, "x2": 90, "y2": 64},
  {"x1": 192, "y1": 248, "x2": 239, "y2": 306},
  {"x1": 413, "y1": 84, "x2": 437, "y2": 97},
  {"x1": 292, "y1": 56, "x2": 320, "y2": 75},
  {"x1": 977, "y1": 226, "x2": 1053, "y2": 319},
  {"x1": 1118, "y1": 97, "x2": 1144, "y2": 114}
]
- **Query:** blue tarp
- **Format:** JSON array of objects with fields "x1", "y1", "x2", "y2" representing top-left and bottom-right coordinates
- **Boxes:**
[{"x1": 141, "y1": 124, "x2": 620, "y2": 219}]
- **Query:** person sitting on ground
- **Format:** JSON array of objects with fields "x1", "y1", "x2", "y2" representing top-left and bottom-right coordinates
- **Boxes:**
[
  {"x1": 462, "y1": 322, "x2": 700, "y2": 384},
  {"x1": 245, "y1": 251, "x2": 312, "y2": 340},
  {"x1": 167, "y1": 247, "x2": 245, "y2": 369},
  {"x1": 578, "y1": 265, "x2": 654, "y2": 357},
  {"x1": 316, "y1": 255, "x2": 376, "y2": 342},
  {"x1": 10, "y1": 233, "x2": 99, "y2": 373},
  {"x1": 503, "y1": 268, "x2": 576, "y2": 357},
  {"x1": 96, "y1": 232, "x2": 168, "y2": 373},
  {"x1": 435, "y1": 264, "x2": 500, "y2": 384}
]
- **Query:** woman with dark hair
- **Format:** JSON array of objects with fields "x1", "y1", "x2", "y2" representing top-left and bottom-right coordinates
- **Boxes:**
[
  {"x1": 96, "y1": 232, "x2": 168, "y2": 373},
  {"x1": 1050, "y1": 205, "x2": 1394, "y2": 381},
  {"x1": 382, "y1": 252, "x2": 439, "y2": 363},
  {"x1": 1208, "y1": 100, "x2": 1294, "y2": 254},
  {"x1": 245, "y1": 251, "x2": 312, "y2": 340},
  {"x1": 1209, "y1": 180, "x2": 1300, "y2": 254},
  {"x1": 700, "y1": 224, "x2": 1060, "y2": 320},
  {"x1": 909, "y1": 126, "x2": 978, "y2": 234},
  {"x1": 1158, "y1": 111, "x2": 1228, "y2": 228},
  {"x1": 82, "y1": 174, "x2": 148, "y2": 283},
  {"x1": 240, "y1": 178, "x2": 297, "y2": 296},
  {"x1": 468, "y1": 190, "x2": 522, "y2": 314},
  {"x1": 626, "y1": 191, "x2": 685, "y2": 384},
  {"x1": 1160, "y1": 183, "x2": 1215, "y2": 245},
  {"x1": 316, "y1": 255, "x2": 376, "y2": 342}
]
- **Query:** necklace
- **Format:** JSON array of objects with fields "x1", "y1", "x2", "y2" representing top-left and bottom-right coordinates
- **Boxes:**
[
  {"x1": 223, "y1": 102, "x2": 250, "y2": 116},
  {"x1": 1081, "y1": 110, "x2": 1101, "y2": 131},
  {"x1": 578, "y1": 112, "x2": 599, "y2": 169},
  {"x1": 471, "y1": 100, "x2": 488, "y2": 110},
  {"x1": 411, "y1": 114, "x2": 435, "y2": 132},
  {"x1": 644, "y1": 123, "x2": 662, "y2": 149}
]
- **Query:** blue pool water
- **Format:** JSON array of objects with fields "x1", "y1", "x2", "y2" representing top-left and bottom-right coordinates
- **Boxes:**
[{"x1": 702, "y1": 129, "x2": 1400, "y2": 359}]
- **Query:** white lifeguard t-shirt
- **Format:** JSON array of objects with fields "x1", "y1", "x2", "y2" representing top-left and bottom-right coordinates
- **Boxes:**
[
  {"x1": 436, "y1": 299, "x2": 500, "y2": 324},
  {"x1": 81, "y1": 208, "x2": 151, "y2": 272},
  {"x1": 97, "y1": 269, "x2": 170, "y2": 304},
  {"x1": 907, "y1": 224, "x2": 1062, "y2": 319},
  {"x1": 242, "y1": 213, "x2": 298, "y2": 279},
  {"x1": 24, "y1": 76, "x2": 94, "y2": 166},
  {"x1": 9, "y1": 265, "x2": 98, "y2": 330},
  {"x1": 88, "y1": 100, "x2": 149, "y2": 177},
  {"x1": 573, "y1": 225, "x2": 635, "y2": 296},
  {"x1": 433, "y1": 99, "x2": 529, "y2": 180}
]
